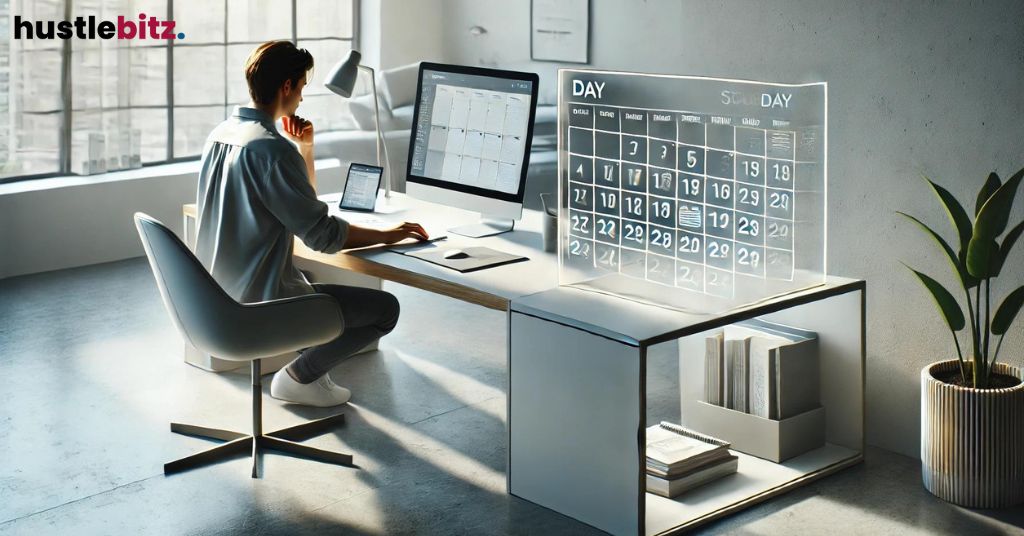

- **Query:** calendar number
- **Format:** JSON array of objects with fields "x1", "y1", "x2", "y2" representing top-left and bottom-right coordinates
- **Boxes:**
[
  {"x1": 624, "y1": 194, "x2": 644, "y2": 218},
  {"x1": 737, "y1": 247, "x2": 760, "y2": 268},
  {"x1": 651, "y1": 200, "x2": 671, "y2": 219},
  {"x1": 596, "y1": 218, "x2": 617, "y2": 238},
  {"x1": 769, "y1": 191, "x2": 790, "y2": 209},
  {"x1": 623, "y1": 222, "x2": 645, "y2": 244},
  {"x1": 737, "y1": 216, "x2": 760, "y2": 237},
  {"x1": 677, "y1": 264, "x2": 701, "y2": 289},
  {"x1": 571, "y1": 213, "x2": 590, "y2": 234},
  {"x1": 626, "y1": 167, "x2": 643, "y2": 188},
  {"x1": 597, "y1": 247, "x2": 617, "y2": 267},
  {"x1": 600, "y1": 190, "x2": 617, "y2": 209},
  {"x1": 569, "y1": 239, "x2": 591, "y2": 257},
  {"x1": 772, "y1": 163, "x2": 791, "y2": 182},
  {"x1": 651, "y1": 228, "x2": 672, "y2": 249},
  {"x1": 708, "y1": 242, "x2": 729, "y2": 258},
  {"x1": 707, "y1": 210, "x2": 730, "y2": 229},
  {"x1": 768, "y1": 221, "x2": 790, "y2": 238},
  {"x1": 742, "y1": 160, "x2": 760, "y2": 178},
  {"x1": 678, "y1": 235, "x2": 700, "y2": 253},
  {"x1": 681, "y1": 176, "x2": 700, "y2": 196},
  {"x1": 738, "y1": 186, "x2": 760, "y2": 207}
]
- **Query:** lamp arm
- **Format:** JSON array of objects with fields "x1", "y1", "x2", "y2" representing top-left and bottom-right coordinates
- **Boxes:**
[{"x1": 360, "y1": 65, "x2": 391, "y2": 198}]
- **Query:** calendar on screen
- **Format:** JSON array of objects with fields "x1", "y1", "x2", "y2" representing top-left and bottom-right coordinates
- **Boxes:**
[{"x1": 558, "y1": 69, "x2": 826, "y2": 312}]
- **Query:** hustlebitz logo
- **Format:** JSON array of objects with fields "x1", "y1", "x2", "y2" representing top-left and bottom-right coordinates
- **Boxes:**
[{"x1": 13, "y1": 13, "x2": 184, "y2": 40}]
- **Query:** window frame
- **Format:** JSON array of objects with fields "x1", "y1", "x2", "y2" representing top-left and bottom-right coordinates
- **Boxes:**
[{"x1": 0, "y1": 0, "x2": 359, "y2": 185}]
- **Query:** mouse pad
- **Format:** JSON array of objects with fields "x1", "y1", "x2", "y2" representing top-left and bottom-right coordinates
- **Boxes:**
[{"x1": 398, "y1": 246, "x2": 528, "y2": 273}]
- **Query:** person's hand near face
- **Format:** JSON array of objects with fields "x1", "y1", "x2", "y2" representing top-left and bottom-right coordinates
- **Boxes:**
[
  {"x1": 280, "y1": 75, "x2": 312, "y2": 148},
  {"x1": 282, "y1": 114, "x2": 313, "y2": 148}
]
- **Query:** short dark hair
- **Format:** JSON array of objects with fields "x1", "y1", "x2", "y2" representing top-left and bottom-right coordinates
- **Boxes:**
[{"x1": 244, "y1": 41, "x2": 314, "y2": 105}]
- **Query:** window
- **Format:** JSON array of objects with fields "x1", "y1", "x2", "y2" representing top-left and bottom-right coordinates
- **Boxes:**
[{"x1": 0, "y1": 0, "x2": 357, "y2": 183}]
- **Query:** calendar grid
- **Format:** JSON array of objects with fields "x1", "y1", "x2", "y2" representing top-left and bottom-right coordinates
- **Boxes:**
[
  {"x1": 565, "y1": 98, "x2": 802, "y2": 298},
  {"x1": 558, "y1": 72, "x2": 825, "y2": 310}
]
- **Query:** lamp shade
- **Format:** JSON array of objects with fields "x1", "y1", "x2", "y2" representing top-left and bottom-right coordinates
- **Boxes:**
[{"x1": 324, "y1": 49, "x2": 362, "y2": 98}]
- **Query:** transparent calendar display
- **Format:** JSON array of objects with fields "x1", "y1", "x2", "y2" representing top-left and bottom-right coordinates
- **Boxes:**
[{"x1": 558, "y1": 70, "x2": 827, "y2": 312}]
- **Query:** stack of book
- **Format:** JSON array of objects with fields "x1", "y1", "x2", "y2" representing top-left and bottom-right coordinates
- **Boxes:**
[
  {"x1": 703, "y1": 320, "x2": 819, "y2": 420},
  {"x1": 645, "y1": 422, "x2": 738, "y2": 498}
]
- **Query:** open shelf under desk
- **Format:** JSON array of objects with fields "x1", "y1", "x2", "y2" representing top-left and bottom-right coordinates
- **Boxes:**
[{"x1": 645, "y1": 443, "x2": 861, "y2": 535}]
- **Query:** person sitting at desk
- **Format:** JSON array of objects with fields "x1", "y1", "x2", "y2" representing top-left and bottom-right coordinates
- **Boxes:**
[{"x1": 194, "y1": 41, "x2": 428, "y2": 407}]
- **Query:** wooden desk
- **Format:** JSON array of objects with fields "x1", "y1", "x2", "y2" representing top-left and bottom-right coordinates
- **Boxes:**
[{"x1": 182, "y1": 192, "x2": 559, "y2": 312}]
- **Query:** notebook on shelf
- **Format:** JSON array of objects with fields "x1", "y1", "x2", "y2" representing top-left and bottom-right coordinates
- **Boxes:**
[{"x1": 645, "y1": 422, "x2": 738, "y2": 498}]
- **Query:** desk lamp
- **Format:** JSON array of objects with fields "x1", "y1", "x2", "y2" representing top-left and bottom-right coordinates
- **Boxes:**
[{"x1": 324, "y1": 50, "x2": 393, "y2": 198}]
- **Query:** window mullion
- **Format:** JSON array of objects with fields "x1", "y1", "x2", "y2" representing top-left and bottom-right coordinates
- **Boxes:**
[
  {"x1": 59, "y1": 0, "x2": 73, "y2": 174},
  {"x1": 166, "y1": 0, "x2": 175, "y2": 160}
]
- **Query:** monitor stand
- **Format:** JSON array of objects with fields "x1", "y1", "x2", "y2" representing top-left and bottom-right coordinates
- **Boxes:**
[{"x1": 448, "y1": 216, "x2": 515, "y2": 238}]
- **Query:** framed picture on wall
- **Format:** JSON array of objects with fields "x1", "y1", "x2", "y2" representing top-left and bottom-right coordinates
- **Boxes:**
[{"x1": 530, "y1": 0, "x2": 589, "y2": 63}]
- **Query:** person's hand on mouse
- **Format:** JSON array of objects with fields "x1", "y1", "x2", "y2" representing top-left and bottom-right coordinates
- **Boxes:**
[{"x1": 381, "y1": 222, "x2": 429, "y2": 244}]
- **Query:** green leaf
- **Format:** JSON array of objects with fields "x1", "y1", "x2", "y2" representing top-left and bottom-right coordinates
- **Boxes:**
[
  {"x1": 992, "y1": 285, "x2": 1024, "y2": 335},
  {"x1": 976, "y1": 172, "x2": 1002, "y2": 217},
  {"x1": 974, "y1": 167, "x2": 1024, "y2": 240},
  {"x1": 898, "y1": 211, "x2": 977, "y2": 288},
  {"x1": 904, "y1": 264, "x2": 966, "y2": 332},
  {"x1": 994, "y1": 219, "x2": 1024, "y2": 276},
  {"x1": 966, "y1": 237, "x2": 999, "y2": 279},
  {"x1": 923, "y1": 175, "x2": 973, "y2": 255}
]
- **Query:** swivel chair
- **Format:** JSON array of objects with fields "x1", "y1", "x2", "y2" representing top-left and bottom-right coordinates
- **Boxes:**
[{"x1": 134, "y1": 212, "x2": 354, "y2": 477}]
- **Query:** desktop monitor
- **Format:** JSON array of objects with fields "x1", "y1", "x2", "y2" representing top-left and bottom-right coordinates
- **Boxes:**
[{"x1": 405, "y1": 62, "x2": 539, "y2": 237}]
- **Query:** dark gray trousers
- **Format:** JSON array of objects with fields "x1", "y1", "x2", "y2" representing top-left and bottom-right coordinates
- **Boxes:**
[{"x1": 286, "y1": 284, "x2": 400, "y2": 383}]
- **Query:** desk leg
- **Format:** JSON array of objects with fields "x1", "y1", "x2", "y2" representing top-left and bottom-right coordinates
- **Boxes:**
[{"x1": 508, "y1": 311, "x2": 642, "y2": 536}]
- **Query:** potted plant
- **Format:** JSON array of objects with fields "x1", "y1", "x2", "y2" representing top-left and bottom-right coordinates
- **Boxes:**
[{"x1": 900, "y1": 167, "x2": 1024, "y2": 508}]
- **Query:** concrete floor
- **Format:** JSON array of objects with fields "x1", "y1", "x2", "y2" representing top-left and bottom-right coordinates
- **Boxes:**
[{"x1": 1, "y1": 258, "x2": 1021, "y2": 535}]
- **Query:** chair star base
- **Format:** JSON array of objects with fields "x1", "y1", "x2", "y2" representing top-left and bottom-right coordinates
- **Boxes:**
[
  {"x1": 164, "y1": 412, "x2": 354, "y2": 477},
  {"x1": 164, "y1": 361, "x2": 354, "y2": 478}
]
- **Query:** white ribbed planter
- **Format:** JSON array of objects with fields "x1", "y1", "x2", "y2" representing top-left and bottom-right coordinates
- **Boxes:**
[{"x1": 921, "y1": 360, "x2": 1024, "y2": 508}]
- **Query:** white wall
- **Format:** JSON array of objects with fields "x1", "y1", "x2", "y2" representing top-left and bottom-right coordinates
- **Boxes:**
[
  {"x1": 359, "y1": 0, "x2": 444, "y2": 71},
  {"x1": 431, "y1": 0, "x2": 1024, "y2": 458}
]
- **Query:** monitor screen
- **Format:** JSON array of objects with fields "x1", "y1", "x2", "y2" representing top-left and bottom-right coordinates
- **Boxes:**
[{"x1": 407, "y1": 63, "x2": 538, "y2": 203}]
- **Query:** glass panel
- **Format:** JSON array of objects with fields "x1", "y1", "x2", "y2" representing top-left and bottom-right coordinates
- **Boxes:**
[
  {"x1": 16, "y1": 49, "x2": 63, "y2": 112},
  {"x1": 174, "y1": 0, "x2": 226, "y2": 45},
  {"x1": 173, "y1": 105, "x2": 224, "y2": 157},
  {"x1": 70, "y1": 110, "x2": 104, "y2": 174},
  {"x1": 173, "y1": 44, "x2": 226, "y2": 106},
  {"x1": 298, "y1": 93, "x2": 355, "y2": 133},
  {"x1": 0, "y1": 112, "x2": 62, "y2": 178},
  {"x1": 557, "y1": 70, "x2": 827, "y2": 313},
  {"x1": 226, "y1": 43, "x2": 255, "y2": 105},
  {"x1": 1, "y1": 0, "x2": 65, "y2": 177},
  {"x1": 129, "y1": 46, "x2": 168, "y2": 106},
  {"x1": 102, "y1": 46, "x2": 133, "y2": 109},
  {"x1": 132, "y1": 107, "x2": 167, "y2": 163},
  {"x1": 71, "y1": 47, "x2": 104, "y2": 110},
  {"x1": 296, "y1": 0, "x2": 353, "y2": 39},
  {"x1": 298, "y1": 39, "x2": 350, "y2": 97},
  {"x1": 226, "y1": 0, "x2": 292, "y2": 42}
]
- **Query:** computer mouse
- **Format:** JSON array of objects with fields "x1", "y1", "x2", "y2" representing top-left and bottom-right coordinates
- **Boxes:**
[{"x1": 443, "y1": 249, "x2": 470, "y2": 260}]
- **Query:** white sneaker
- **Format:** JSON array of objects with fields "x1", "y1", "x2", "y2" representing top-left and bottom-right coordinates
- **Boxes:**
[{"x1": 270, "y1": 368, "x2": 352, "y2": 407}]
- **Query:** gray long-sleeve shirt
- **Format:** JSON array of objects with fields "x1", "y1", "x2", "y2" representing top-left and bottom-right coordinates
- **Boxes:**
[{"x1": 195, "y1": 107, "x2": 349, "y2": 303}]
